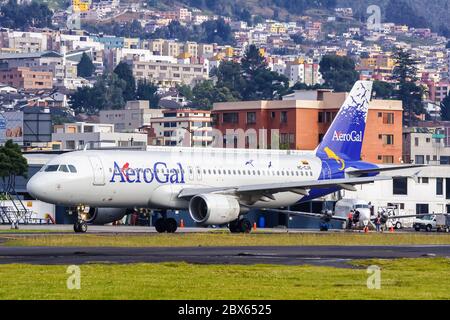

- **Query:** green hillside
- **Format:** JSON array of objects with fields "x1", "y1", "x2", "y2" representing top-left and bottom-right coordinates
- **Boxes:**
[{"x1": 32, "y1": 0, "x2": 450, "y2": 35}]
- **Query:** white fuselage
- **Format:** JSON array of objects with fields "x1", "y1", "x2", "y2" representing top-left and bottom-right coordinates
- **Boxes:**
[{"x1": 27, "y1": 148, "x2": 323, "y2": 210}]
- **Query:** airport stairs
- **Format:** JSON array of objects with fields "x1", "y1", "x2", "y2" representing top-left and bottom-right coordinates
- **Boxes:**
[{"x1": 0, "y1": 191, "x2": 33, "y2": 225}]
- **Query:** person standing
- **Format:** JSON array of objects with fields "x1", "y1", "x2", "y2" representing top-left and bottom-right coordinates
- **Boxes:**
[
  {"x1": 375, "y1": 215, "x2": 382, "y2": 233},
  {"x1": 347, "y1": 210, "x2": 354, "y2": 229}
]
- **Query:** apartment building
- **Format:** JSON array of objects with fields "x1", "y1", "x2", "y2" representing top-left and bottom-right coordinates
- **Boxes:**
[
  {"x1": 52, "y1": 122, "x2": 148, "y2": 150},
  {"x1": 99, "y1": 100, "x2": 164, "y2": 132},
  {"x1": 0, "y1": 31, "x2": 50, "y2": 53},
  {"x1": 0, "y1": 51, "x2": 66, "y2": 84},
  {"x1": 212, "y1": 90, "x2": 403, "y2": 164},
  {"x1": 0, "y1": 67, "x2": 53, "y2": 91},
  {"x1": 149, "y1": 109, "x2": 212, "y2": 146},
  {"x1": 131, "y1": 59, "x2": 209, "y2": 88},
  {"x1": 403, "y1": 126, "x2": 450, "y2": 165}
]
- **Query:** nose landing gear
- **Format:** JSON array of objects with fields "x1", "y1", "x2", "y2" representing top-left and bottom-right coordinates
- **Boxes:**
[
  {"x1": 74, "y1": 205, "x2": 88, "y2": 233},
  {"x1": 74, "y1": 220, "x2": 87, "y2": 233}
]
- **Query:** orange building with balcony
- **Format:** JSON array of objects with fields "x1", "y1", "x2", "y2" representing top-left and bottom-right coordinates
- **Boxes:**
[{"x1": 212, "y1": 90, "x2": 403, "y2": 164}]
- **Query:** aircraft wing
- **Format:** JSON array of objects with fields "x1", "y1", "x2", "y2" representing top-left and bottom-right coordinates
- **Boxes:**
[
  {"x1": 346, "y1": 164, "x2": 426, "y2": 176},
  {"x1": 262, "y1": 208, "x2": 348, "y2": 222},
  {"x1": 178, "y1": 176, "x2": 390, "y2": 198}
]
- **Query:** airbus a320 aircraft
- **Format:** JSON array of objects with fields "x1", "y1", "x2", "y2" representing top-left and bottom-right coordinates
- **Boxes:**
[{"x1": 27, "y1": 81, "x2": 421, "y2": 233}]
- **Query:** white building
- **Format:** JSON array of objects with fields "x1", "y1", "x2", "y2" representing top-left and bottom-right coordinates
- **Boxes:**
[
  {"x1": 110, "y1": 48, "x2": 177, "y2": 68},
  {"x1": 99, "y1": 100, "x2": 163, "y2": 132},
  {"x1": 340, "y1": 166, "x2": 450, "y2": 220},
  {"x1": 0, "y1": 84, "x2": 18, "y2": 93},
  {"x1": 0, "y1": 31, "x2": 49, "y2": 53},
  {"x1": 52, "y1": 122, "x2": 148, "y2": 150},
  {"x1": 149, "y1": 109, "x2": 212, "y2": 147},
  {"x1": 403, "y1": 127, "x2": 450, "y2": 165}
]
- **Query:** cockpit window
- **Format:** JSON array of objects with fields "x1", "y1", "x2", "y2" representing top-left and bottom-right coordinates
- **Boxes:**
[
  {"x1": 45, "y1": 165, "x2": 59, "y2": 172},
  {"x1": 59, "y1": 165, "x2": 69, "y2": 172},
  {"x1": 68, "y1": 165, "x2": 77, "y2": 173}
]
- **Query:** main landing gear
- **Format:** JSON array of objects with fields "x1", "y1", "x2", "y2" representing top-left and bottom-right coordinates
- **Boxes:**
[
  {"x1": 154, "y1": 210, "x2": 178, "y2": 233},
  {"x1": 74, "y1": 205, "x2": 88, "y2": 233},
  {"x1": 229, "y1": 218, "x2": 252, "y2": 233}
]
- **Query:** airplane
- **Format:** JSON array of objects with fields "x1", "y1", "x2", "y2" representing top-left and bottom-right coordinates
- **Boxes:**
[{"x1": 26, "y1": 81, "x2": 424, "y2": 233}]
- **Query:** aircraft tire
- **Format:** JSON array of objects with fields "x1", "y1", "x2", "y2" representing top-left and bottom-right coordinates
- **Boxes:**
[
  {"x1": 166, "y1": 218, "x2": 178, "y2": 233},
  {"x1": 155, "y1": 218, "x2": 167, "y2": 233},
  {"x1": 238, "y1": 219, "x2": 252, "y2": 233},
  {"x1": 73, "y1": 222, "x2": 81, "y2": 233},
  {"x1": 79, "y1": 221, "x2": 88, "y2": 233},
  {"x1": 228, "y1": 220, "x2": 240, "y2": 233}
]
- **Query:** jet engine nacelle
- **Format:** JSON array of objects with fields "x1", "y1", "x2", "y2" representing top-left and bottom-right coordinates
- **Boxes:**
[
  {"x1": 85, "y1": 207, "x2": 129, "y2": 225},
  {"x1": 189, "y1": 194, "x2": 240, "y2": 225}
]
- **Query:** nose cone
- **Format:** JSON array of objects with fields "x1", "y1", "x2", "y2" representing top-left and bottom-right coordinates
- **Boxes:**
[
  {"x1": 27, "y1": 175, "x2": 44, "y2": 200},
  {"x1": 360, "y1": 209, "x2": 371, "y2": 223}
]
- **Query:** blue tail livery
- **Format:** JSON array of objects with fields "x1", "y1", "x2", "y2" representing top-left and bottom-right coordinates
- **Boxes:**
[{"x1": 316, "y1": 81, "x2": 373, "y2": 167}]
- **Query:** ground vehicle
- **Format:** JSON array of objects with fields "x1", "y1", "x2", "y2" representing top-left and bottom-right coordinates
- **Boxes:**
[
  {"x1": 377, "y1": 206, "x2": 405, "y2": 229},
  {"x1": 414, "y1": 215, "x2": 437, "y2": 232},
  {"x1": 436, "y1": 215, "x2": 450, "y2": 233}
]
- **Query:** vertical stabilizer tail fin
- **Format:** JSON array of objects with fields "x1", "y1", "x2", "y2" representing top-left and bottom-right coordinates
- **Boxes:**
[{"x1": 316, "y1": 81, "x2": 373, "y2": 162}]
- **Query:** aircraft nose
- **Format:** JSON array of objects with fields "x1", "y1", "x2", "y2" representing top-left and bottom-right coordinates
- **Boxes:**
[{"x1": 27, "y1": 175, "x2": 45, "y2": 200}]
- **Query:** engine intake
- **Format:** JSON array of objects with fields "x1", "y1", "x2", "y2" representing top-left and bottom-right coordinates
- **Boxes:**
[{"x1": 189, "y1": 194, "x2": 240, "y2": 225}]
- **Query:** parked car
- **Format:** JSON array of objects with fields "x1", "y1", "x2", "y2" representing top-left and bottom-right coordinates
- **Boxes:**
[{"x1": 413, "y1": 214, "x2": 450, "y2": 232}]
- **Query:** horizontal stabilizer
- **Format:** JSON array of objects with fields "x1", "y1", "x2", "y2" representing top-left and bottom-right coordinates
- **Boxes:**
[{"x1": 346, "y1": 164, "x2": 427, "y2": 176}]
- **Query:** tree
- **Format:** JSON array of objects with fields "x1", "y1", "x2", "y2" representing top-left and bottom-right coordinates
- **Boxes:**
[
  {"x1": 290, "y1": 33, "x2": 305, "y2": 45},
  {"x1": 77, "y1": 53, "x2": 95, "y2": 78},
  {"x1": 240, "y1": 45, "x2": 289, "y2": 100},
  {"x1": 216, "y1": 61, "x2": 246, "y2": 99},
  {"x1": 0, "y1": 0, "x2": 52, "y2": 30},
  {"x1": 239, "y1": 8, "x2": 252, "y2": 26},
  {"x1": 192, "y1": 80, "x2": 238, "y2": 110},
  {"x1": 69, "y1": 73, "x2": 127, "y2": 113},
  {"x1": 69, "y1": 86, "x2": 99, "y2": 114},
  {"x1": 392, "y1": 48, "x2": 419, "y2": 83},
  {"x1": 372, "y1": 81, "x2": 395, "y2": 99},
  {"x1": 136, "y1": 80, "x2": 160, "y2": 108},
  {"x1": 288, "y1": 82, "x2": 328, "y2": 92},
  {"x1": 176, "y1": 84, "x2": 194, "y2": 101},
  {"x1": 100, "y1": 73, "x2": 127, "y2": 110},
  {"x1": 385, "y1": 0, "x2": 427, "y2": 28},
  {"x1": 392, "y1": 48, "x2": 425, "y2": 124},
  {"x1": 200, "y1": 19, "x2": 234, "y2": 45},
  {"x1": 241, "y1": 44, "x2": 266, "y2": 75},
  {"x1": 440, "y1": 95, "x2": 450, "y2": 121},
  {"x1": 0, "y1": 140, "x2": 27, "y2": 192},
  {"x1": 319, "y1": 55, "x2": 360, "y2": 92},
  {"x1": 113, "y1": 62, "x2": 136, "y2": 101}
]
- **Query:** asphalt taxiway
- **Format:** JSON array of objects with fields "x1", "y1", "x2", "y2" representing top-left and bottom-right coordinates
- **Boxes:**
[{"x1": 0, "y1": 245, "x2": 449, "y2": 267}]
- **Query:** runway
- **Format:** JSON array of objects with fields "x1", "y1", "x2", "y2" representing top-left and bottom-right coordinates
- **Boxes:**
[{"x1": 0, "y1": 245, "x2": 449, "y2": 267}]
